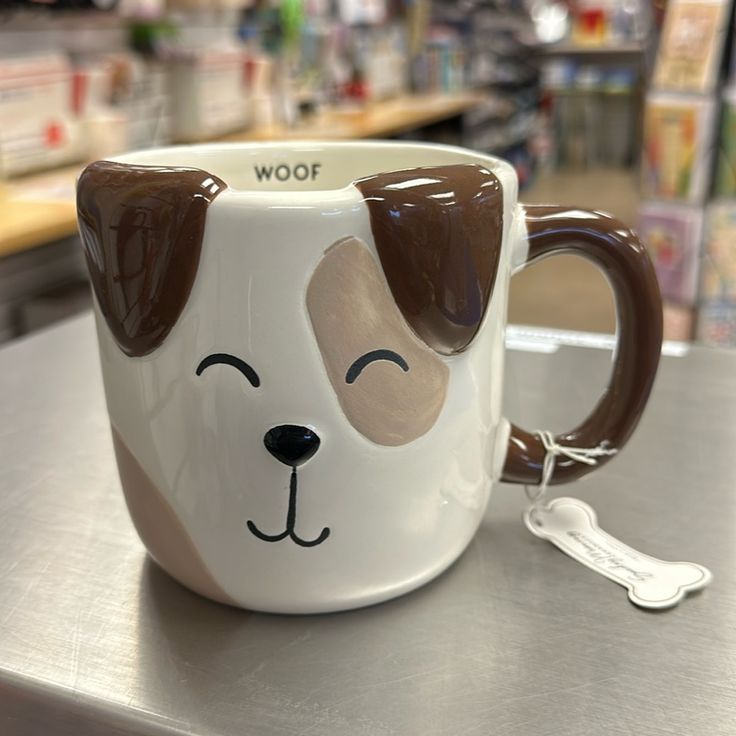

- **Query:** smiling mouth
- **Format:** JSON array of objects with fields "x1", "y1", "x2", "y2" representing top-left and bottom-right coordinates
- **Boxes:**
[{"x1": 247, "y1": 467, "x2": 330, "y2": 547}]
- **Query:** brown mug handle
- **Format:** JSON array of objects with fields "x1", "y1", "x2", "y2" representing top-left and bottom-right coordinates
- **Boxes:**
[{"x1": 501, "y1": 205, "x2": 663, "y2": 485}]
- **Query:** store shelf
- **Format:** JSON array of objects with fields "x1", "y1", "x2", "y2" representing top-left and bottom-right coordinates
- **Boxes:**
[
  {"x1": 0, "y1": 170, "x2": 79, "y2": 259},
  {"x1": 537, "y1": 41, "x2": 645, "y2": 62},
  {"x1": 0, "y1": 91, "x2": 486, "y2": 259},
  {"x1": 548, "y1": 86, "x2": 638, "y2": 95},
  {"x1": 219, "y1": 91, "x2": 487, "y2": 142}
]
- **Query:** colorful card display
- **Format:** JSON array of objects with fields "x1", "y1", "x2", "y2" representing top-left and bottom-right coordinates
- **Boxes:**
[
  {"x1": 698, "y1": 205, "x2": 736, "y2": 347},
  {"x1": 653, "y1": 0, "x2": 729, "y2": 93},
  {"x1": 697, "y1": 301, "x2": 736, "y2": 346},
  {"x1": 641, "y1": 94, "x2": 715, "y2": 203},
  {"x1": 714, "y1": 89, "x2": 736, "y2": 196},
  {"x1": 700, "y1": 202, "x2": 736, "y2": 301},
  {"x1": 638, "y1": 203, "x2": 704, "y2": 305},
  {"x1": 647, "y1": 0, "x2": 734, "y2": 346}
]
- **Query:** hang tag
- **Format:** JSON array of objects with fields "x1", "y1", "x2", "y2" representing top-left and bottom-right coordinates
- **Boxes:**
[{"x1": 524, "y1": 497, "x2": 712, "y2": 610}]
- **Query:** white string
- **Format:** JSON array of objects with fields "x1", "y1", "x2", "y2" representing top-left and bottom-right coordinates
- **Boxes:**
[{"x1": 524, "y1": 430, "x2": 618, "y2": 508}]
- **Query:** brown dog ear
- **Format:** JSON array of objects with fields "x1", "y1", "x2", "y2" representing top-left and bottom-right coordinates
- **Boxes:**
[
  {"x1": 354, "y1": 164, "x2": 503, "y2": 354},
  {"x1": 77, "y1": 160, "x2": 226, "y2": 357}
]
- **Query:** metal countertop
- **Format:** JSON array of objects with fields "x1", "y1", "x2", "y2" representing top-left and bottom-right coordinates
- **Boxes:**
[{"x1": 1, "y1": 315, "x2": 734, "y2": 736}]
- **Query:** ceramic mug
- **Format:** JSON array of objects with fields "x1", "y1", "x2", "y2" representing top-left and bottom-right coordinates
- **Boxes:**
[{"x1": 77, "y1": 141, "x2": 662, "y2": 613}]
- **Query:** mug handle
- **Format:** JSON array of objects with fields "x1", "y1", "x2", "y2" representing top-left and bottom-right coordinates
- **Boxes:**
[{"x1": 501, "y1": 205, "x2": 663, "y2": 485}]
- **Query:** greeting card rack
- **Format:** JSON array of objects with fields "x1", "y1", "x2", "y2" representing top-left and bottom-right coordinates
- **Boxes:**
[{"x1": 639, "y1": 0, "x2": 736, "y2": 343}]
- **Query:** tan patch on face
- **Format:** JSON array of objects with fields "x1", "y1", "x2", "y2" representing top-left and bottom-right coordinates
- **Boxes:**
[
  {"x1": 112, "y1": 428, "x2": 237, "y2": 607},
  {"x1": 307, "y1": 237, "x2": 449, "y2": 446}
]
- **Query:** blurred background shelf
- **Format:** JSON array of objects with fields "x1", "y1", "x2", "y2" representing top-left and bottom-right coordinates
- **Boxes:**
[
  {"x1": 510, "y1": 166, "x2": 639, "y2": 334},
  {"x1": 221, "y1": 90, "x2": 487, "y2": 141},
  {"x1": 0, "y1": 170, "x2": 79, "y2": 259},
  {"x1": 0, "y1": 201, "x2": 75, "y2": 260},
  {"x1": 537, "y1": 41, "x2": 645, "y2": 60},
  {"x1": 0, "y1": 90, "x2": 486, "y2": 261},
  {"x1": 0, "y1": 0, "x2": 686, "y2": 347}
]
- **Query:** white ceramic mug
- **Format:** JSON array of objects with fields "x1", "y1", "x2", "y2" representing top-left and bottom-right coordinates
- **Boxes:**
[{"x1": 77, "y1": 141, "x2": 662, "y2": 613}]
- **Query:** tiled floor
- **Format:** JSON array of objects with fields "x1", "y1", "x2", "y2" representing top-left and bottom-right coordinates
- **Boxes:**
[{"x1": 508, "y1": 167, "x2": 639, "y2": 334}]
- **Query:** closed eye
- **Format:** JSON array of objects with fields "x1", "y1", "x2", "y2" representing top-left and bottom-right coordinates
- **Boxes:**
[
  {"x1": 345, "y1": 349, "x2": 409, "y2": 384},
  {"x1": 196, "y1": 353, "x2": 260, "y2": 387}
]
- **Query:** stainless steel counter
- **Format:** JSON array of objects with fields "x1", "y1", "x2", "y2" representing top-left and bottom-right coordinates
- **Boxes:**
[{"x1": 1, "y1": 314, "x2": 734, "y2": 736}]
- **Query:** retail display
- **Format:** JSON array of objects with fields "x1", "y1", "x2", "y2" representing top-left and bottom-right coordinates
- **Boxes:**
[
  {"x1": 700, "y1": 202, "x2": 736, "y2": 301},
  {"x1": 641, "y1": 94, "x2": 715, "y2": 203},
  {"x1": 0, "y1": 55, "x2": 83, "y2": 177},
  {"x1": 638, "y1": 202, "x2": 703, "y2": 304},
  {"x1": 639, "y1": 0, "x2": 735, "y2": 342},
  {"x1": 688, "y1": 0, "x2": 736, "y2": 347},
  {"x1": 0, "y1": 0, "x2": 544, "y2": 186},
  {"x1": 714, "y1": 87, "x2": 736, "y2": 196},
  {"x1": 74, "y1": 53, "x2": 171, "y2": 158},
  {"x1": 76, "y1": 140, "x2": 661, "y2": 613},
  {"x1": 698, "y1": 300, "x2": 736, "y2": 345},
  {"x1": 530, "y1": 0, "x2": 651, "y2": 172},
  {"x1": 542, "y1": 61, "x2": 641, "y2": 169},
  {"x1": 0, "y1": 3, "x2": 447, "y2": 172},
  {"x1": 652, "y1": 0, "x2": 730, "y2": 94},
  {"x1": 429, "y1": 0, "x2": 539, "y2": 180},
  {"x1": 698, "y1": 202, "x2": 736, "y2": 345},
  {"x1": 169, "y1": 49, "x2": 250, "y2": 142}
]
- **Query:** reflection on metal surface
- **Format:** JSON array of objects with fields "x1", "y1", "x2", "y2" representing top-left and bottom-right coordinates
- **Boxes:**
[
  {"x1": 0, "y1": 314, "x2": 733, "y2": 736},
  {"x1": 506, "y1": 324, "x2": 690, "y2": 357}
]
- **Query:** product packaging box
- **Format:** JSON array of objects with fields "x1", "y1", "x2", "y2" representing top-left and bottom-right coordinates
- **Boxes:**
[
  {"x1": 0, "y1": 54, "x2": 83, "y2": 177},
  {"x1": 169, "y1": 49, "x2": 250, "y2": 142}
]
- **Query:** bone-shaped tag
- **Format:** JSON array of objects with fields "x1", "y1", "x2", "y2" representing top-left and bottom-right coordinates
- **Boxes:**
[{"x1": 524, "y1": 497, "x2": 712, "y2": 609}]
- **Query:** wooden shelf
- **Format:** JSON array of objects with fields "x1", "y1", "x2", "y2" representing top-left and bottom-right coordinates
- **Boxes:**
[
  {"x1": 221, "y1": 91, "x2": 486, "y2": 142},
  {"x1": 0, "y1": 170, "x2": 80, "y2": 259},
  {"x1": 0, "y1": 91, "x2": 486, "y2": 260}
]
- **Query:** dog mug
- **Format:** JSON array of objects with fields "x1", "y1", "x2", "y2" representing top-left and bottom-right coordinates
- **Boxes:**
[{"x1": 77, "y1": 141, "x2": 662, "y2": 613}]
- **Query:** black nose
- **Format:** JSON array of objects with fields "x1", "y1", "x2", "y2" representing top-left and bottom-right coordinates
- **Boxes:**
[{"x1": 264, "y1": 425, "x2": 321, "y2": 467}]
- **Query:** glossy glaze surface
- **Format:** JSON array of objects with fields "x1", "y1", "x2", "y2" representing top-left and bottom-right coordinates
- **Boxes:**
[
  {"x1": 502, "y1": 205, "x2": 663, "y2": 485},
  {"x1": 112, "y1": 427, "x2": 236, "y2": 605},
  {"x1": 83, "y1": 142, "x2": 518, "y2": 612},
  {"x1": 78, "y1": 141, "x2": 659, "y2": 612},
  {"x1": 77, "y1": 161, "x2": 226, "y2": 357},
  {"x1": 263, "y1": 424, "x2": 321, "y2": 467},
  {"x1": 356, "y1": 164, "x2": 503, "y2": 354}
]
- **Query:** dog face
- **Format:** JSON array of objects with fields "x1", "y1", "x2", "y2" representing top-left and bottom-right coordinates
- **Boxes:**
[{"x1": 78, "y1": 154, "x2": 512, "y2": 611}]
